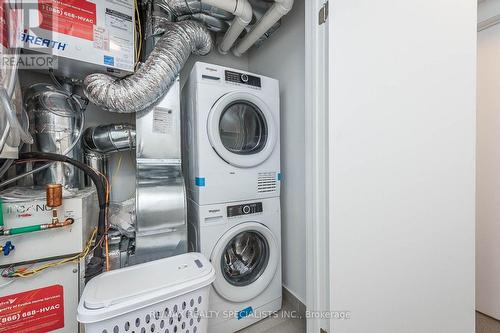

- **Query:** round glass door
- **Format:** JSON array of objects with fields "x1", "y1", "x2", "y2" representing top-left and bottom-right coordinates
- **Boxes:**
[
  {"x1": 219, "y1": 101, "x2": 268, "y2": 155},
  {"x1": 211, "y1": 222, "x2": 279, "y2": 303},
  {"x1": 207, "y1": 92, "x2": 278, "y2": 168},
  {"x1": 221, "y1": 230, "x2": 269, "y2": 287}
]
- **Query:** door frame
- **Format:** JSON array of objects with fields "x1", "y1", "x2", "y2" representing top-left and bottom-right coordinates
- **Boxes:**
[{"x1": 305, "y1": 0, "x2": 330, "y2": 332}]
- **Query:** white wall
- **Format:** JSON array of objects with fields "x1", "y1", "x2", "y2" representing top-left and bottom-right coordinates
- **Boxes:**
[
  {"x1": 477, "y1": 0, "x2": 500, "y2": 320},
  {"x1": 329, "y1": 1, "x2": 476, "y2": 332},
  {"x1": 248, "y1": 1, "x2": 306, "y2": 303}
]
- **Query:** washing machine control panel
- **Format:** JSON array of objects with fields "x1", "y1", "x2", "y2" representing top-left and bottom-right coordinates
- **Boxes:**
[
  {"x1": 227, "y1": 202, "x2": 263, "y2": 217},
  {"x1": 225, "y1": 70, "x2": 262, "y2": 88}
]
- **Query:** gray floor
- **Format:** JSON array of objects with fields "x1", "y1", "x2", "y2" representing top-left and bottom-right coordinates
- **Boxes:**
[
  {"x1": 238, "y1": 309, "x2": 499, "y2": 332},
  {"x1": 237, "y1": 311, "x2": 498, "y2": 333},
  {"x1": 237, "y1": 300, "x2": 306, "y2": 333},
  {"x1": 477, "y1": 312, "x2": 500, "y2": 333}
]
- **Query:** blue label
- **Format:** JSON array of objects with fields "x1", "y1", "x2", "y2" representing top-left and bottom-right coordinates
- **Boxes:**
[
  {"x1": 195, "y1": 177, "x2": 206, "y2": 187},
  {"x1": 237, "y1": 307, "x2": 253, "y2": 320},
  {"x1": 277, "y1": 172, "x2": 282, "y2": 181},
  {"x1": 104, "y1": 55, "x2": 115, "y2": 66}
]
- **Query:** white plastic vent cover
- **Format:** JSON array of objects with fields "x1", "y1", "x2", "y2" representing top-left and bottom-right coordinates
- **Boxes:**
[
  {"x1": 258, "y1": 172, "x2": 277, "y2": 193},
  {"x1": 78, "y1": 253, "x2": 215, "y2": 333}
]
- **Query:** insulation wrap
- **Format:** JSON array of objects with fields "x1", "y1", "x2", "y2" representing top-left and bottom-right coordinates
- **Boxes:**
[{"x1": 84, "y1": 21, "x2": 213, "y2": 113}]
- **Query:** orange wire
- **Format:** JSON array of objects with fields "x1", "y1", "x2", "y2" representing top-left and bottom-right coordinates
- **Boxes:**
[
  {"x1": 92, "y1": 169, "x2": 111, "y2": 272},
  {"x1": 14, "y1": 159, "x2": 112, "y2": 272}
]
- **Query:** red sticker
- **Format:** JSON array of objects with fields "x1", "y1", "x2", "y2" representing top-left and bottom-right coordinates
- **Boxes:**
[
  {"x1": 38, "y1": 0, "x2": 96, "y2": 41},
  {"x1": 0, "y1": 285, "x2": 65, "y2": 333},
  {"x1": 0, "y1": 1, "x2": 7, "y2": 48}
]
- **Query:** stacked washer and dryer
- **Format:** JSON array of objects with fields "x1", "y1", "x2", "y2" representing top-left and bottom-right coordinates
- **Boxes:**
[{"x1": 182, "y1": 62, "x2": 282, "y2": 333}]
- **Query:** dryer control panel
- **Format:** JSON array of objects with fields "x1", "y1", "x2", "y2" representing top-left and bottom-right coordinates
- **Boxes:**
[
  {"x1": 225, "y1": 70, "x2": 262, "y2": 88},
  {"x1": 227, "y1": 202, "x2": 263, "y2": 217}
]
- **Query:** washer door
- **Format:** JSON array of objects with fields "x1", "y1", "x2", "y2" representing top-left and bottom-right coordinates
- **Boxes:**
[
  {"x1": 211, "y1": 222, "x2": 279, "y2": 303},
  {"x1": 207, "y1": 92, "x2": 277, "y2": 168}
]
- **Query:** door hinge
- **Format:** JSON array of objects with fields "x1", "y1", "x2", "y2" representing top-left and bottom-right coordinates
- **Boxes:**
[
  {"x1": 320, "y1": 329, "x2": 328, "y2": 333},
  {"x1": 319, "y1": 1, "x2": 329, "y2": 25}
]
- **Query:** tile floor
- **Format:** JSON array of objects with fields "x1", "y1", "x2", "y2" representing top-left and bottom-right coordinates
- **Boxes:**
[
  {"x1": 238, "y1": 308, "x2": 499, "y2": 332},
  {"x1": 237, "y1": 300, "x2": 306, "y2": 333},
  {"x1": 477, "y1": 312, "x2": 500, "y2": 333}
]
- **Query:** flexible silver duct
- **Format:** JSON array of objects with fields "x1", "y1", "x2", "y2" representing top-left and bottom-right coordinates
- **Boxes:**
[
  {"x1": 177, "y1": 13, "x2": 230, "y2": 32},
  {"x1": 155, "y1": 0, "x2": 234, "y2": 21},
  {"x1": 83, "y1": 20, "x2": 213, "y2": 113}
]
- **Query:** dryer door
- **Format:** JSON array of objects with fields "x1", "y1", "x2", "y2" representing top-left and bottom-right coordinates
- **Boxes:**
[
  {"x1": 210, "y1": 222, "x2": 279, "y2": 303},
  {"x1": 207, "y1": 92, "x2": 278, "y2": 168}
]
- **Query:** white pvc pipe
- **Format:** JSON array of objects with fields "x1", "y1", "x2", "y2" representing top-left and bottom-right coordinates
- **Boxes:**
[
  {"x1": 202, "y1": 0, "x2": 253, "y2": 54},
  {"x1": 233, "y1": 0, "x2": 294, "y2": 57}
]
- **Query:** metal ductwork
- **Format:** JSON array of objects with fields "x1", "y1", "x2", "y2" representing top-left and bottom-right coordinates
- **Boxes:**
[
  {"x1": 83, "y1": 123, "x2": 135, "y2": 190},
  {"x1": 234, "y1": 0, "x2": 294, "y2": 56},
  {"x1": 177, "y1": 13, "x2": 230, "y2": 32},
  {"x1": 130, "y1": 78, "x2": 187, "y2": 265},
  {"x1": 84, "y1": 124, "x2": 136, "y2": 154},
  {"x1": 155, "y1": 0, "x2": 234, "y2": 21},
  {"x1": 153, "y1": 0, "x2": 252, "y2": 54},
  {"x1": 83, "y1": 20, "x2": 212, "y2": 113}
]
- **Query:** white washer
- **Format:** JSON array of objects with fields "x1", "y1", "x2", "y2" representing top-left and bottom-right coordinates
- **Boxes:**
[
  {"x1": 182, "y1": 62, "x2": 281, "y2": 205},
  {"x1": 188, "y1": 197, "x2": 282, "y2": 333}
]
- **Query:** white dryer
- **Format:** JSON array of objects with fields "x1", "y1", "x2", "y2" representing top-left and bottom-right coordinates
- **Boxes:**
[
  {"x1": 182, "y1": 62, "x2": 281, "y2": 205},
  {"x1": 188, "y1": 197, "x2": 282, "y2": 333}
]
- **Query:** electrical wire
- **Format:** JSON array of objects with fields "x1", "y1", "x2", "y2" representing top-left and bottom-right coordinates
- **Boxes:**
[
  {"x1": 7, "y1": 158, "x2": 111, "y2": 274},
  {"x1": 48, "y1": 68, "x2": 65, "y2": 91},
  {"x1": 14, "y1": 153, "x2": 108, "y2": 279},
  {"x1": 135, "y1": 0, "x2": 143, "y2": 67},
  {"x1": 92, "y1": 168, "x2": 111, "y2": 272},
  {"x1": 2, "y1": 228, "x2": 98, "y2": 278},
  {"x1": 0, "y1": 280, "x2": 14, "y2": 288}
]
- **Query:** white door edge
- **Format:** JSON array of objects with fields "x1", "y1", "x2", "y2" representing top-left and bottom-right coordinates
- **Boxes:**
[{"x1": 305, "y1": 0, "x2": 331, "y2": 332}]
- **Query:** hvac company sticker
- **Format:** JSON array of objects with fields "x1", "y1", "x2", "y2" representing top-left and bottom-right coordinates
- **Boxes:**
[{"x1": 0, "y1": 285, "x2": 64, "y2": 333}]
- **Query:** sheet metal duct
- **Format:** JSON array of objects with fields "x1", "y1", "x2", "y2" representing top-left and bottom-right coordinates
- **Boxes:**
[
  {"x1": 84, "y1": 124, "x2": 136, "y2": 154},
  {"x1": 128, "y1": 78, "x2": 187, "y2": 265},
  {"x1": 25, "y1": 83, "x2": 85, "y2": 189}
]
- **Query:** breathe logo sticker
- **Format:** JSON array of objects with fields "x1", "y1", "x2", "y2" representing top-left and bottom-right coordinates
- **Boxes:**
[{"x1": 0, "y1": 285, "x2": 64, "y2": 333}]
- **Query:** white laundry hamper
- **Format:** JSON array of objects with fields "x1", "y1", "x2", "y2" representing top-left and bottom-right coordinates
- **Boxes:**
[{"x1": 78, "y1": 253, "x2": 215, "y2": 333}]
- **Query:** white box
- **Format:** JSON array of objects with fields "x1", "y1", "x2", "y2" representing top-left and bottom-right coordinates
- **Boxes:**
[
  {"x1": 8, "y1": 0, "x2": 135, "y2": 78},
  {"x1": 0, "y1": 260, "x2": 82, "y2": 333},
  {"x1": 0, "y1": 187, "x2": 98, "y2": 266}
]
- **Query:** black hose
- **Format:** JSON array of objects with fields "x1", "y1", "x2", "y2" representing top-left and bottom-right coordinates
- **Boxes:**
[{"x1": 17, "y1": 152, "x2": 107, "y2": 279}]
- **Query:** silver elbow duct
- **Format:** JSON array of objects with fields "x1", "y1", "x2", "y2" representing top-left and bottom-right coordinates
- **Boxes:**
[
  {"x1": 83, "y1": 21, "x2": 213, "y2": 113},
  {"x1": 177, "y1": 13, "x2": 230, "y2": 32},
  {"x1": 155, "y1": 0, "x2": 234, "y2": 21},
  {"x1": 84, "y1": 124, "x2": 136, "y2": 154}
]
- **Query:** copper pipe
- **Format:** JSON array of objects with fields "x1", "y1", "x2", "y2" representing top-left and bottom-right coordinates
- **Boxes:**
[
  {"x1": 42, "y1": 218, "x2": 75, "y2": 230},
  {"x1": 46, "y1": 184, "x2": 63, "y2": 208}
]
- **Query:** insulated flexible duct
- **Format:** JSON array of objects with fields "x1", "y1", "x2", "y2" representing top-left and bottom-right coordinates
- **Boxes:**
[
  {"x1": 84, "y1": 21, "x2": 212, "y2": 113},
  {"x1": 156, "y1": 0, "x2": 234, "y2": 21}
]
